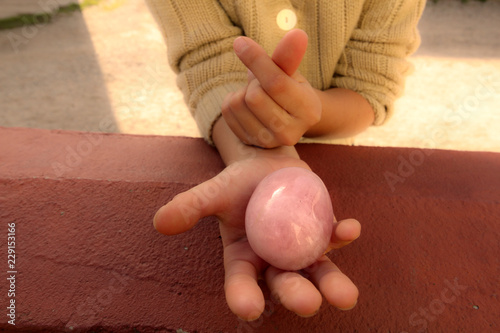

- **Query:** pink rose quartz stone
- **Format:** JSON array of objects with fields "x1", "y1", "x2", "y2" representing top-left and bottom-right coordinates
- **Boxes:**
[{"x1": 245, "y1": 167, "x2": 334, "y2": 271}]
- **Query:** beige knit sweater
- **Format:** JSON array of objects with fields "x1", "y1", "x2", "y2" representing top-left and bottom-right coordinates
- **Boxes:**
[{"x1": 147, "y1": 0, "x2": 425, "y2": 144}]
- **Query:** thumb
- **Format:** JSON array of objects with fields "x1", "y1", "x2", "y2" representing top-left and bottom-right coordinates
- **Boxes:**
[
  {"x1": 271, "y1": 29, "x2": 308, "y2": 77},
  {"x1": 153, "y1": 176, "x2": 228, "y2": 235},
  {"x1": 233, "y1": 29, "x2": 308, "y2": 84},
  {"x1": 327, "y1": 218, "x2": 361, "y2": 251}
]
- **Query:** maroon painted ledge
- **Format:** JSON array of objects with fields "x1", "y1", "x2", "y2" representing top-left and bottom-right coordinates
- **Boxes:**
[{"x1": 0, "y1": 126, "x2": 498, "y2": 333}]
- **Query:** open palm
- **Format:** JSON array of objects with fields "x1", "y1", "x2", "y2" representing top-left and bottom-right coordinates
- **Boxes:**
[{"x1": 154, "y1": 154, "x2": 360, "y2": 320}]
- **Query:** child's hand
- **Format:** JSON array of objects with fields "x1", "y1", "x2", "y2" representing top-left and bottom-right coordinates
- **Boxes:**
[
  {"x1": 221, "y1": 29, "x2": 322, "y2": 148},
  {"x1": 153, "y1": 155, "x2": 360, "y2": 320}
]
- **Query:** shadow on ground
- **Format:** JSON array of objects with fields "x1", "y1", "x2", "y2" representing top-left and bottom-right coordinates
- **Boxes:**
[
  {"x1": 0, "y1": 0, "x2": 499, "y2": 152},
  {"x1": 0, "y1": 5, "x2": 118, "y2": 133}
]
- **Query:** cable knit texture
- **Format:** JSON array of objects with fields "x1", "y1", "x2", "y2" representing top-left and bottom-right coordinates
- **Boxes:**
[{"x1": 147, "y1": 0, "x2": 425, "y2": 144}]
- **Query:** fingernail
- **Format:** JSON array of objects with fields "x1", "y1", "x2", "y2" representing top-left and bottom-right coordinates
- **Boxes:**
[
  {"x1": 338, "y1": 300, "x2": 358, "y2": 311},
  {"x1": 233, "y1": 37, "x2": 249, "y2": 55},
  {"x1": 153, "y1": 207, "x2": 162, "y2": 229},
  {"x1": 237, "y1": 313, "x2": 261, "y2": 322},
  {"x1": 297, "y1": 309, "x2": 319, "y2": 318}
]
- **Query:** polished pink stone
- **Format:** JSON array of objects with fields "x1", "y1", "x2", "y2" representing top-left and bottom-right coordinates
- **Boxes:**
[{"x1": 245, "y1": 167, "x2": 334, "y2": 271}]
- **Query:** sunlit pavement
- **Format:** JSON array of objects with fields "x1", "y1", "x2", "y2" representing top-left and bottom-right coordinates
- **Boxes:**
[{"x1": 1, "y1": 0, "x2": 499, "y2": 151}]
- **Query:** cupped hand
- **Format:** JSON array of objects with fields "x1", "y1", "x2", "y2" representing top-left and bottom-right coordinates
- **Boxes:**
[
  {"x1": 153, "y1": 155, "x2": 360, "y2": 320},
  {"x1": 221, "y1": 29, "x2": 322, "y2": 148}
]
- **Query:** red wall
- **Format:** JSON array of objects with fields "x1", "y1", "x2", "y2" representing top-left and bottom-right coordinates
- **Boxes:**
[{"x1": 1, "y1": 127, "x2": 498, "y2": 332}]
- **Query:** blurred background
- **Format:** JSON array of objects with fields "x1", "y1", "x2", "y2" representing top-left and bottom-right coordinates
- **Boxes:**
[{"x1": 1, "y1": 0, "x2": 499, "y2": 152}]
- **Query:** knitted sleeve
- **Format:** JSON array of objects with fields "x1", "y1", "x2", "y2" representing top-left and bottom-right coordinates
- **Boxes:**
[
  {"x1": 332, "y1": 0, "x2": 426, "y2": 125},
  {"x1": 146, "y1": 0, "x2": 247, "y2": 144}
]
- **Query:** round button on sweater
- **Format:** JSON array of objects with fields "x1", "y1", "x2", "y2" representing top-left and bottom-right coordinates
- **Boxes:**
[{"x1": 276, "y1": 9, "x2": 297, "y2": 31}]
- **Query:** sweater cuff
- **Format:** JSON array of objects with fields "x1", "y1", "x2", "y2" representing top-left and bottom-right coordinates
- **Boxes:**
[
  {"x1": 332, "y1": 76, "x2": 395, "y2": 127},
  {"x1": 357, "y1": 91, "x2": 389, "y2": 126},
  {"x1": 194, "y1": 81, "x2": 247, "y2": 145}
]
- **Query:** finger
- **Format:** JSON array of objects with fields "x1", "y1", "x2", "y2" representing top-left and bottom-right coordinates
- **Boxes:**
[
  {"x1": 271, "y1": 29, "x2": 308, "y2": 76},
  {"x1": 222, "y1": 109, "x2": 253, "y2": 146},
  {"x1": 265, "y1": 267, "x2": 322, "y2": 317},
  {"x1": 222, "y1": 89, "x2": 258, "y2": 145},
  {"x1": 224, "y1": 239, "x2": 267, "y2": 321},
  {"x1": 222, "y1": 87, "x2": 278, "y2": 147},
  {"x1": 247, "y1": 69, "x2": 255, "y2": 82},
  {"x1": 233, "y1": 35, "x2": 304, "y2": 110},
  {"x1": 153, "y1": 171, "x2": 235, "y2": 235},
  {"x1": 304, "y1": 256, "x2": 359, "y2": 310},
  {"x1": 243, "y1": 79, "x2": 295, "y2": 144},
  {"x1": 328, "y1": 218, "x2": 361, "y2": 251}
]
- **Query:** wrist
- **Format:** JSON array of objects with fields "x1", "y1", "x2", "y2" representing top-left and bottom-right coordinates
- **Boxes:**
[
  {"x1": 213, "y1": 117, "x2": 303, "y2": 167},
  {"x1": 305, "y1": 88, "x2": 374, "y2": 138}
]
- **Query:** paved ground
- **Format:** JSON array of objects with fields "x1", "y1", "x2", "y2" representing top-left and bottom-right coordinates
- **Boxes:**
[{"x1": 1, "y1": 0, "x2": 499, "y2": 152}]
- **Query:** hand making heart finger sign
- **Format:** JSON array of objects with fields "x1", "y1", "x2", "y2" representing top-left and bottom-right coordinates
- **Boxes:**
[{"x1": 221, "y1": 29, "x2": 322, "y2": 148}]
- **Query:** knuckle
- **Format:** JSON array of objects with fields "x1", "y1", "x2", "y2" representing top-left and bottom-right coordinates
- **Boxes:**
[
  {"x1": 244, "y1": 85, "x2": 265, "y2": 109},
  {"x1": 266, "y1": 74, "x2": 288, "y2": 96},
  {"x1": 240, "y1": 136, "x2": 252, "y2": 146},
  {"x1": 228, "y1": 91, "x2": 244, "y2": 111},
  {"x1": 268, "y1": 116, "x2": 286, "y2": 133},
  {"x1": 255, "y1": 128, "x2": 278, "y2": 148},
  {"x1": 236, "y1": 130, "x2": 254, "y2": 147}
]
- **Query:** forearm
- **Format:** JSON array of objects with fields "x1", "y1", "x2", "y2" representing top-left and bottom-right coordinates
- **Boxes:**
[
  {"x1": 212, "y1": 117, "x2": 302, "y2": 166},
  {"x1": 305, "y1": 88, "x2": 375, "y2": 139}
]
